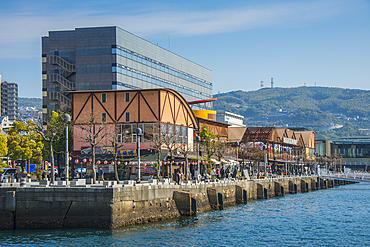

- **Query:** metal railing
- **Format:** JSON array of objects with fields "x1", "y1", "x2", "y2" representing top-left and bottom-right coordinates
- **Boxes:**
[{"x1": 321, "y1": 170, "x2": 370, "y2": 182}]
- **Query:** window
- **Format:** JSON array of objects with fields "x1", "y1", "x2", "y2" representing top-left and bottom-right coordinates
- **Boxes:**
[
  {"x1": 182, "y1": 126, "x2": 188, "y2": 144},
  {"x1": 102, "y1": 93, "x2": 107, "y2": 103},
  {"x1": 125, "y1": 112, "x2": 130, "y2": 122},
  {"x1": 176, "y1": 125, "x2": 181, "y2": 144},
  {"x1": 125, "y1": 92, "x2": 130, "y2": 102},
  {"x1": 102, "y1": 113, "x2": 107, "y2": 123}
]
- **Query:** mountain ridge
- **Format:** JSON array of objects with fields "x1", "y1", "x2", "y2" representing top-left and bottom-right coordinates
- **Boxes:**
[{"x1": 213, "y1": 86, "x2": 370, "y2": 139}]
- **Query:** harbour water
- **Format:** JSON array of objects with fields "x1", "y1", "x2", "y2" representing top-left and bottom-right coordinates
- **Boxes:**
[{"x1": 0, "y1": 182, "x2": 369, "y2": 246}]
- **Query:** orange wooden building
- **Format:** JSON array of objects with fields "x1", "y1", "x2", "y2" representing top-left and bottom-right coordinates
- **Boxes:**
[
  {"x1": 228, "y1": 126, "x2": 315, "y2": 170},
  {"x1": 71, "y1": 88, "x2": 199, "y2": 159}
]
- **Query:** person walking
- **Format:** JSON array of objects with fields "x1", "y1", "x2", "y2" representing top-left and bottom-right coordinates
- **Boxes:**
[
  {"x1": 225, "y1": 166, "x2": 230, "y2": 179},
  {"x1": 98, "y1": 167, "x2": 104, "y2": 182},
  {"x1": 211, "y1": 168, "x2": 216, "y2": 179},
  {"x1": 220, "y1": 167, "x2": 225, "y2": 179},
  {"x1": 232, "y1": 167, "x2": 237, "y2": 178}
]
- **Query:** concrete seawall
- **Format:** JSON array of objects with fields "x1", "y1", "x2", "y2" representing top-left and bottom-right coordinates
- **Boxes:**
[{"x1": 0, "y1": 176, "x2": 356, "y2": 229}]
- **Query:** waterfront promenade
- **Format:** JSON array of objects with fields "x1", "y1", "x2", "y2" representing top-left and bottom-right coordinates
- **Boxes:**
[
  {"x1": 321, "y1": 170, "x2": 370, "y2": 183},
  {"x1": 0, "y1": 175, "x2": 355, "y2": 230}
]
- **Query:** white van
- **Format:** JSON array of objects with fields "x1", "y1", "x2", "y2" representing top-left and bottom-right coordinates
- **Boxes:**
[{"x1": 0, "y1": 168, "x2": 18, "y2": 182}]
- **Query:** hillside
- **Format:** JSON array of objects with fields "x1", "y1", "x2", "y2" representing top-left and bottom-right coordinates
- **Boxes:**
[
  {"x1": 213, "y1": 87, "x2": 370, "y2": 139},
  {"x1": 17, "y1": 88, "x2": 370, "y2": 139},
  {"x1": 19, "y1": 97, "x2": 42, "y2": 109}
]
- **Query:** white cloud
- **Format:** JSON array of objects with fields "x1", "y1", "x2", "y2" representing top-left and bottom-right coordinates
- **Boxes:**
[{"x1": 0, "y1": 0, "x2": 366, "y2": 58}]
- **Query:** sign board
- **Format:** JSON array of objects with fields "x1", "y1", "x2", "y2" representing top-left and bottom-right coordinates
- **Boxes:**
[
  {"x1": 30, "y1": 164, "x2": 36, "y2": 173},
  {"x1": 283, "y1": 137, "x2": 298, "y2": 145},
  {"x1": 117, "y1": 149, "x2": 137, "y2": 157}
]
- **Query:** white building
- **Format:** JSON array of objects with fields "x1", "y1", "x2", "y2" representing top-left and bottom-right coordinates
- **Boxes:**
[
  {"x1": 0, "y1": 116, "x2": 13, "y2": 132},
  {"x1": 216, "y1": 110, "x2": 245, "y2": 127}
]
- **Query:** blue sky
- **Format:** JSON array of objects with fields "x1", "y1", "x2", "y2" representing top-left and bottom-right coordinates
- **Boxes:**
[{"x1": 0, "y1": 0, "x2": 369, "y2": 98}]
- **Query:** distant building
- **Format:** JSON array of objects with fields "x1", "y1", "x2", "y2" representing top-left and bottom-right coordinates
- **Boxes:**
[
  {"x1": 228, "y1": 126, "x2": 316, "y2": 169},
  {"x1": 316, "y1": 136, "x2": 370, "y2": 171},
  {"x1": 42, "y1": 26, "x2": 212, "y2": 123},
  {"x1": 1, "y1": 79, "x2": 18, "y2": 121},
  {"x1": 0, "y1": 116, "x2": 13, "y2": 132},
  {"x1": 216, "y1": 110, "x2": 245, "y2": 127}
]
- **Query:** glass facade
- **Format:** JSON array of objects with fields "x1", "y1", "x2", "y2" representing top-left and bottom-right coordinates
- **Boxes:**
[
  {"x1": 116, "y1": 123, "x2": 160, "y2": 143},
  {"x1": 112, "y1": 46, "x2": 211, "y2": 89},
  {"x1": 333, "y1": 144, "x2": 370, "y2": 158},
  {"x1": 116, "y1": 122, "x2": 187, "y2": 145}
]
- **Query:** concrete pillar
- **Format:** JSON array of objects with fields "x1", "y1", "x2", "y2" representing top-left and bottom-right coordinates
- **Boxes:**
[
  {"x1": 5, "y1": 191, "x2": 16, "y2": 212},
  {"x1": 257, "y1": 183, "x2": 266, "y2": 199},
  {"x1": 334, "y1": 179, "x2": 339, "y2": 186},
  {"x1": 274, "y1": 182, "x2": 284, "y2": 196},
  {"x1": 218, "y1": 193, "x2": 224, "y2": 210},
  {"x1": 264, "y1": 188, "x2": 268, "y2": 199},
  {"x1": 207, "y1": 187, "x2": 223, "y2": 210},
  {"x1": 301, "y1": 180, "x2": 308, "y2": 193},
  {"x1": 323, "y1": 179, "x2": 328, "y2": 189},
  {"x1": 173, "y1": 191, "x2": 196, "y2": 216},
  {"x1": 207, "y1": 187, "x2": 217, "y2": 209},
  {"x1": 236, "y1": 185, "x2": 247, "y2": 204},
  {"x1": 311, "y1": 179, "x2": 317, "y2": 190},
  {"x1": 289, "y1": 181, "x2": 297, "y2": 194},
  {"x1": 243, "y1": 189, "x2": 248, "y2": 203},
  {"x1": 328, "y1": 179, "x2": 334, "y2": 188}
]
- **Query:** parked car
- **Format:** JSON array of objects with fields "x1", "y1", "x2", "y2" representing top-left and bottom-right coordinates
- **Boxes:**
[{"x1": 0, "y1": 168, "x2": 18, "y2": 182}]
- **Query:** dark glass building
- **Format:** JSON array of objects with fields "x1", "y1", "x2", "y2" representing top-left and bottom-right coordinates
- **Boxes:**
[{"x1": 42, "y1": 26, "x2": 212, "y2": 123}]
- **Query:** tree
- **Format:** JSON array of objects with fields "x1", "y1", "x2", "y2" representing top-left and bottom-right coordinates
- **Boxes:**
[
  {"x1": 199, "y1": 126, "x2": 217, "y2": 163},
  {"x1": 151, "y1": 129, "x2": 163, "y2": 178},
  {"x1": 36, "y1": 111, "x2": 67, "y2": 184},
  {"x1": 106, "y1": 123, "x2": 128, "y2": 183},
  {"x1": 214, "y1": 138, "x2": 227, "y2": 166},
  {"x1": 161, "y1": 123, "x2": 178, "y2": 182},
  {"x1": 7, "y1": 121, "x2": 43, "y2": 173},
  {"x1": 0, "y1": 134, "x2": 7, "y2": 157},
  {"x1": 78, "y1": 113, "x2": 109, "y2": 184},
  {"x1": 178, "y1": 133, "x2": 190, "y2": 180}
]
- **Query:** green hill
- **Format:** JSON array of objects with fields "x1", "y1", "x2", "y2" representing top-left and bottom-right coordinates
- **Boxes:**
[
  {"x1": 213, "y1": 87, "x2": 370, "y2": 139},
  {"x1": 19, "y1": 97, "x2": 42, "y2": 109}
]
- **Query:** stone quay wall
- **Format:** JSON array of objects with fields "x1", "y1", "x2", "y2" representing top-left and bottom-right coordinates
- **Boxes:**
[{"x1": 0, "y1": 176, "x2": 356, "y2": 229}]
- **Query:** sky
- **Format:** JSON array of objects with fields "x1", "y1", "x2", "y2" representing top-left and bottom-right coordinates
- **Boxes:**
[{"x1": 0, "y1": 0, "x2": 369, "y2": 98}]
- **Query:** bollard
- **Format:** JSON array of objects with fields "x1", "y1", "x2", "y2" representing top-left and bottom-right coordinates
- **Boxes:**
[
  {"x1": 191, "y1": 197, "x2": 197, "y2": 214},
  {"x1": 243, "y1": 189, "x2": 248, "y2": 204},
  {"x1": 264, "y1": 188, "x2": 268, "y2": 199},
  {"x1": 20, "y1": 177, "x2": 26, "y2": 187},
  {"x1": 217, "y1": 193, "x2": 224, "y2": 209}
]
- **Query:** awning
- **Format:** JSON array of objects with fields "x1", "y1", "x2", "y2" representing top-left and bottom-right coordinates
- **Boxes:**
[{"x1": 211, "y1": 159, "x2": 221, "y2": 164}]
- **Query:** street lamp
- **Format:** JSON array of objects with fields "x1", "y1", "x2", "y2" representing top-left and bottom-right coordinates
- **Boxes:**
[
  {"x1": 196, "y1": 136, "x2": 200, "y2": 180},
  {"x1": 236, "y1": 141, "x2": 239, "y2": 176},
  {"x1": 63, "y1": 114, "x2": 71, "y2": 182},
  {"x1": 136, "y1": 127, "x2": 142, "y2": 183}
]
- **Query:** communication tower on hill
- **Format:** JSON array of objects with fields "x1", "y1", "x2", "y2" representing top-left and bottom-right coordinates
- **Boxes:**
[
  {"x1": 260, "y1": 80, "x2": 264, "y2": 88},
  {"x1": 271, "y1": 78, "x2": 274, "y2": 88}
]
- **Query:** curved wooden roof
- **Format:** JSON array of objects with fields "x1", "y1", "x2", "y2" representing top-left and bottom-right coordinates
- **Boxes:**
[{"x1": 71, "y1": 88, "x2": 199, "y2": 129}]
